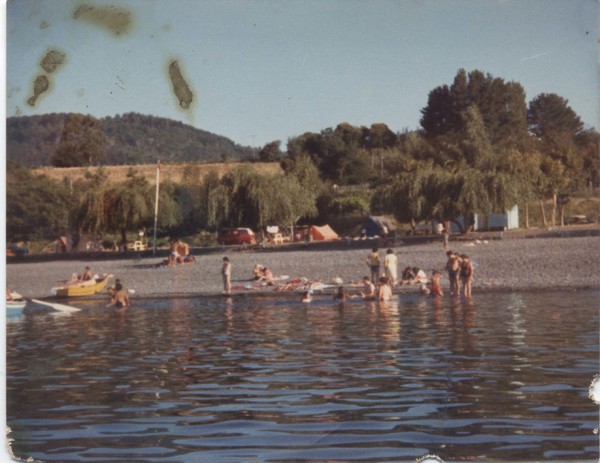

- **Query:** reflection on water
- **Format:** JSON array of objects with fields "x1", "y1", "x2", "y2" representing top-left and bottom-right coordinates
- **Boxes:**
[{"x1": 7, "y1": 290, "x2": 599, "y2": 462}]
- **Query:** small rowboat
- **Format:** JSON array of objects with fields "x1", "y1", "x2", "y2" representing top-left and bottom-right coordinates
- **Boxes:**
[
  {"x1": 54, "y1": 274, "x2": 111, "y2": 297},
  {"x1": 7, "y1": 299, "x2": 27, "y2": 317}
]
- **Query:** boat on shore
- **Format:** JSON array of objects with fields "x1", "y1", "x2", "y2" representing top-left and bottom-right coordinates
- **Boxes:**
[{"x1": 54, "y1": 274, "x2": 111, "y2": 297}]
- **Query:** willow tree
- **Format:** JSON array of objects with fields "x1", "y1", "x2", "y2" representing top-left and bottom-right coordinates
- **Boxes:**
[
  {"x1": 71, "y1": 168, "x2": 110, "y2": 236},
  {"x1": 205, "y1": 163, "x2": 320, "y2": 231},
  {"x1": 156, "y1": 179, "x2": 184, "y2": 235},
  {"x1": 106, "y1": 168, "x2": 154, "y2": 246},
  {"x1": 373, "y1": 163, "x2": 454, "y2": 228},
  {"x1": 498, "y1": 149, "x2": 542, "y2": 228}
]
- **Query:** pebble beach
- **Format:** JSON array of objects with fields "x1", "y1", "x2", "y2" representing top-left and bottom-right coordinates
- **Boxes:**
[{"x1": 6, "y1": 234, "x2": 600, "y2": 300}]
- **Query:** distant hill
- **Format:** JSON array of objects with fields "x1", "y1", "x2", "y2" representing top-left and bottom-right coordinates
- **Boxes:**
[{"x1": 6, "y1": 112, "x2": 255, "y2": 166}]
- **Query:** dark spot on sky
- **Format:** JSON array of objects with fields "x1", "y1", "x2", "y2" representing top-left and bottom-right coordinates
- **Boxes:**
[
  {"x1": 168, "y1": 60, "x2": 193, "y2": 110},
  {"x1": 40, "y1": 48, "x2": 66, "y2": 73},
  {"x1": 40, "y1": 20, "x2": 49, "y2": 29},
  {"x1": 27, "y1": 75, "x2": 50, "y2": 107},
  {"x1": 73, "y1": 3, "x2": 133, "y2": 36}
]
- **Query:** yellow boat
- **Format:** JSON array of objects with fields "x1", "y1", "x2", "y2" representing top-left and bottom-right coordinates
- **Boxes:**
[{"x1": 54, "y1": 274, "x2": 111, "y2": 297}]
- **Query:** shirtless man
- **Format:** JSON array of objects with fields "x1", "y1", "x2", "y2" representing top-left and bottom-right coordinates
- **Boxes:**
[
  {"x1": 106, "y1": 283, "x2": 130, "y2": 310},
  {"x1": 169, "y1": 240, "x2": 183, "y2": 266}
]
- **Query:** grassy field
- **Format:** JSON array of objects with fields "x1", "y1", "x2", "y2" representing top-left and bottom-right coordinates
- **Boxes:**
[{"x1": 32, "y1": 161, "x2": 282, "y2": 185}]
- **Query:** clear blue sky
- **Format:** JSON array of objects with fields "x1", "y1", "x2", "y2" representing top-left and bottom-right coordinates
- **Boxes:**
[{"x1": 6, "y1": 0, "x2": 599, "y2": 148}]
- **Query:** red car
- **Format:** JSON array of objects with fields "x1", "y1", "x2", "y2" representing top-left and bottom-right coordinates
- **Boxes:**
[{"x1": 217, "y1": 228, "x2": 256, "y2": 245}]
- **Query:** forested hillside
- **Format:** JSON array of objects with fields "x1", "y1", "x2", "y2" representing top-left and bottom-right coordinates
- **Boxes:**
[{"x1": 6, "y1": 112, "x2": 255, "y2": 166}]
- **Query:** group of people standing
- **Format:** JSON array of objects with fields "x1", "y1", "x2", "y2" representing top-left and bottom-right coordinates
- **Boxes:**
[
  {"x1": 445, "y1": 250, "x2": 474, "y2": 298},
  {"x1": 366, "y1": 247, "x2": 399, "y2": 286},
  {"x1": 366, "y1": 246, "x2": 474, "y2": 299}
]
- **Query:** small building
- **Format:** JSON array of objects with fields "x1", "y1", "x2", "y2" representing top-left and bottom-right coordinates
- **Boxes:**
[{"x1": 451, "y1": 205, "x2": 519, "y2": 232}]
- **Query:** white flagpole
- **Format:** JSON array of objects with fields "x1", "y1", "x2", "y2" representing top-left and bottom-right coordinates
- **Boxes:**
[{"x1": 153, "y1": 160, "x2": 160, "y2": 255}]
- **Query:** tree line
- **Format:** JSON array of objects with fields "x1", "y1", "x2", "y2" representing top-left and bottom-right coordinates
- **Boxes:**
[{"x1": 6, "y1": 68, "x2": 599, "y2": 245}]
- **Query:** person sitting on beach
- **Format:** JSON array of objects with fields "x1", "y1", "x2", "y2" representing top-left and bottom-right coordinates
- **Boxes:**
[
  {"x1": 301, "y1": 291, "x2": 312, "y2": 303},
  {"x1": 256, "y1": 267, "x2": 274, "y2": 284},
  {"x1": 430, "y1": 270, "x2": 444, "y2": 298},
  {"x1": 460, "y1": 254, "x2": 474, "y2": 298},
  {"x1": 176, "y1": 240, "x2": 191, "y2": 262},
  {"x1": 360, "y1": 276, "x2": 377, "y2": 300},
  {"x1": 377, "y1": 277, "x2": 393, "y2": 301},
  {"x1": 106, "y1": 283, "x2": 130, "y2": 310},
  {"x1": 168, "y1": 240, "x2": 181, "y2": 266}
]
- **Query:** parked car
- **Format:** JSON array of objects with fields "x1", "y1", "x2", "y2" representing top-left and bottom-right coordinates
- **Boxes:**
[
  {"x1": 217, "y1": 228, "x2": 256, "y2": 245},
  {"x1": 565, "y1": 215, "x2": 593, "y2": 225}
]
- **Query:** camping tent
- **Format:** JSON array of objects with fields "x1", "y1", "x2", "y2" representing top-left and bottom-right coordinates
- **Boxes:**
[
  {"x1": 362, "y1": 215, "x2": 395, "y2": 238},
  {"x1": 309, "y1": 224, "x2": 339, "y2": 241}
]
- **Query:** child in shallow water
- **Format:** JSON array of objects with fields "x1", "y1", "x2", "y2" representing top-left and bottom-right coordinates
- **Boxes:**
[
  {"x1": 430, "y1": 270, "x2": 444, "y2": 297},
  {"x1": 301, "y1": 291, "x2": 312, "y2": 303}
]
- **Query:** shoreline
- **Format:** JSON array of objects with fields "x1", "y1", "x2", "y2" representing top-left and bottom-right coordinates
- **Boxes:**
[{"x1": 7, "y1": 235, "x2": 600, "y2": 300}]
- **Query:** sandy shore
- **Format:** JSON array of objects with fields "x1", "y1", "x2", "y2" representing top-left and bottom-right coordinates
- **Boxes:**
[{"x1": 6, "y1": 235, "x2": 600, "y2": 300}]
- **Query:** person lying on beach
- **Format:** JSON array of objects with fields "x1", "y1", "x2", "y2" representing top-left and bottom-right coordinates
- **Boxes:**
[{"x1": 301, "y1": 291, "x2": 313, "y2": 303}]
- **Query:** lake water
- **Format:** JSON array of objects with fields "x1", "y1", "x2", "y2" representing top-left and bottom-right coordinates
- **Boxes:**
[{"x1": 6, "y1": 290, "x2": 599, "y2": 462}]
